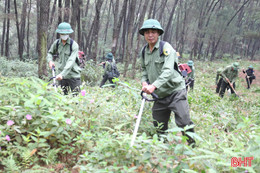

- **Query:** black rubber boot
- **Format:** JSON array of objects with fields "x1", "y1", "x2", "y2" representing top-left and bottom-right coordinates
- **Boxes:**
[{"x1": 182, "y1": 128, "x2": 196, "y2": 148}]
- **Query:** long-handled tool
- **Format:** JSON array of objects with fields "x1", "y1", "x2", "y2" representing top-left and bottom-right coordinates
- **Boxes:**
[
  {"x1": 49, "y1": 66, "x2": 57, "y2": 92},
  {"x1": 226, "y1": 78, "x2": 238, "y2": 96},
  {"x1": 130, "y1": 91, "x2": 158, "y2": 147}
]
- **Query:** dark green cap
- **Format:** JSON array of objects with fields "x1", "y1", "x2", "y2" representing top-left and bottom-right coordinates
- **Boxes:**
[{"x1": 139, "y1": 19, "x2": 164, "y2": 36}]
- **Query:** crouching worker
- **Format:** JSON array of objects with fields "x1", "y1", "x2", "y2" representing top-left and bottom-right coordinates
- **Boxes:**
[
  {"x1": 219, "y1": 62, "x2": 239, "y2": 98},
  {"x1": 100, "y1": 53, "x2": 117, "y2": 88},
  {"x1": 243, "y1": 65, "x2": 255, "y2": 89},
  {"x1": 139, "y1": 19, "x2": 195, "y2": 147},
  {"x1": 216, "y1": 68, "x2": 223, "y2": 93},
  {"x1": 47, "y1": 22, "x2": 81, "y2": 95}
]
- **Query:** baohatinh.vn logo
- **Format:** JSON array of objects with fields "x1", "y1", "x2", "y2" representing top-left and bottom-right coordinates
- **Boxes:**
[{"x1": 231, "y1": 157, "x2": 254, "y2": 167}]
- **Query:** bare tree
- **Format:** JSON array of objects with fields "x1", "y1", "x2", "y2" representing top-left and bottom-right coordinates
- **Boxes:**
[
  {"x1": 131, "y1": 0, "x2": 150, "y2": 79},
  {"x1": 37, "y1": 0, "x2": 50, "y2": 78},
  {"x1": 27, "y1": 0, "x2": 32, "y2": 58},
  {"x1": 77, "y1": 0, "x2": 83, "y2": 46},
  {"x1": 49, "y1": 0, "x2": 57, "y2": 24},
  {"x1": 1, "y1": 0, "x2": 7, "y2": 56},
  {"x1": 111, "y1": 0, "x2": 127, "y2": 56},
  {"x1": 91, "y1": 0, "x2": 104, "y2": 62},
  {"x1": 20, "y1": 0, "x2": 28, "y2": 59},
  {"x1": 210, "y1": 0, "x2": 250, "y2": 60},
  {"x1": 163, "y1": 0, "x2": 179, "y2": 42},
  {"x1": 81, "y1": 0, "x2": 90, "y2": 52},
  {"x1": 5, "y1": 0, "x2": 10, "y2": 58},
  {"x1": 64, "y1": 0, "x2": 70, "y2": 22},
  {"x1": 123, "y1": 0, "x2": 136, "y2": 77}
]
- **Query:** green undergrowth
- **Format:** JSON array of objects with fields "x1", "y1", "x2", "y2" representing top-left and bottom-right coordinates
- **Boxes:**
[{"x1": 0, "y1": 59, "x2": 259, "y2": 172}]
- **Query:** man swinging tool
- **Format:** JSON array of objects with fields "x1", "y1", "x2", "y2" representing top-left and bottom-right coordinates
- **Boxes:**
[
  {"x1": 139, "y1": 19, "x2": 195, "y2": 147},
  {"x1": 47, "y1": 22, "x2": 81, "y2": 95},
  {"x1": 219, "y1": 62, "x2": 239, "y2": 98},
  {"x1": 243, "y1": 65, "x2": 256, "y2": 89}
]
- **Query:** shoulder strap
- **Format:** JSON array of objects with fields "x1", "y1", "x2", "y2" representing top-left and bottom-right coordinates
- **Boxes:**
[
  {"x1": 159, "y1": 41, "x2": 181, "y2": 76},
  {"x1": 142, "y1": 44, "x2": 147, "y2": 59},
  {"x1": 56, "y1": 39, "x2": 73, "y2": 55},
  {"x1": 159, "y1": 40, "x2": 166, "y2": 56},
  {"x1": 142, "y1": 41, "x2": 181, "y2": 76},
  {"x1": 70, "y1": 39, "x2": 73, "y2": 56},
  {"x1": 55, "y1": 39, "x2": 60, "y2": 53},
  {"x1": 142, "y1": 41, "x2": 166, "y2": 60}
]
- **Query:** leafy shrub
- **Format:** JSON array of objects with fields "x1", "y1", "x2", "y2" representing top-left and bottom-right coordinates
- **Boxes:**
[
  {"x1": 80, "y1": 60, "x2": 103, "y2": 86},
  {"x1": 0, "y1": 57, "x2": 38, "y2": 77},
  {"x1": 0, "y1": 60, "x2": 259, "y2": 172},
  {"x1": 0, "y1": 77, "x2": 88, "y2": 169}
]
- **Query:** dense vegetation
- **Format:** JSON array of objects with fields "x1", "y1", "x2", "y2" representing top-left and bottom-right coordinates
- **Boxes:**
[{"x1": 0, "y1": 57, "x2": 259, "y2": 172}]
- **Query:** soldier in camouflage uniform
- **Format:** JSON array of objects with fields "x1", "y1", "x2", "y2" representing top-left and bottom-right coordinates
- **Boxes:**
[
  {"x1": 139, "y1": 19, "x2": 195, "y2": 147},
  {"x1": 47, "y1": 22, "x2": 81, "y2": 95},
  {"x1": 100, "y1": 53, "x2": 116, "y2": 88},
  {"x1": 219, "y1": 62, "x2": 239, "y2": 98}
]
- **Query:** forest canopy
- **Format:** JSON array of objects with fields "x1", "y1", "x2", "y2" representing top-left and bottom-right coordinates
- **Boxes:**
[{"x1": 0, "y1": 0, "x2": 260, "y2": 77}]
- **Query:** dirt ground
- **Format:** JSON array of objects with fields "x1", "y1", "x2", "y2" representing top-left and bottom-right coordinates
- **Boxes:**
[{"x1": 210, "y1": 61, "x2": 259, "y2": 94}]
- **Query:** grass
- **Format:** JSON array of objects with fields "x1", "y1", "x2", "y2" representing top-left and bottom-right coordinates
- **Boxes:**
[{"x1": 0, "y1": 59, "x2": 259, "y2": 172}]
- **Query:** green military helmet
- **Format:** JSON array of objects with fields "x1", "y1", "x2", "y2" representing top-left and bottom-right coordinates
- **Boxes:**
[
  {"x1": 248, "y1": 65, "x2": 253, "y2": 69},
  {"x1": 106, "y1": 52, "x2": 114, "y2": 60},
  {"x1": 232, "y1": 62, "x2": 240, "y2": 70},
  {"x1": 217, "y1": 68, "x2": 222, "y2": 74},
  {"x1": 139, "y1": 19, "x2": 164, "y2": 36},
  {"x1": 56, "y1": 22, "x2": 74, "y2": 34},
  {"x1": 187, "y1": 60, "x2": 194, "y2": 66}
]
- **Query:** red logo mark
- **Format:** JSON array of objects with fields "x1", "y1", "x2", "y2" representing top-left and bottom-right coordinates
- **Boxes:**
[{"x1": 231, "y1": 157, "x2": 254, "y2": 167}]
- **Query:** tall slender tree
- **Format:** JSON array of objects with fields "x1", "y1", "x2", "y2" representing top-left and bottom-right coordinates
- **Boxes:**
[
  {"x1": 5, "y1": 0, "x2": 10, "y2": 58},
  {"x1": 37, "y1": 0, "x2": 50, "y2": 78},
  {"x1": 1, "y1": 0, "x2": 7, "y2": 56},
  {"x1": 123, "y1": 0, "x2": 136, "y2": 77},
  {"x1": 111, "y1": 0, "x2": 127, "y2": 56}
]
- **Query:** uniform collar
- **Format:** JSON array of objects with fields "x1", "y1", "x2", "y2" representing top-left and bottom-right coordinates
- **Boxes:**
[{"x1": 147, "y1": 38, "x2": 160, "y2": 51}]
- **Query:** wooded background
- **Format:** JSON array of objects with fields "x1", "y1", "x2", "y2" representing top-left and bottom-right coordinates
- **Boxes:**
[{"x1": 1, "y1": 0, "x2": 260, "y2": 78}]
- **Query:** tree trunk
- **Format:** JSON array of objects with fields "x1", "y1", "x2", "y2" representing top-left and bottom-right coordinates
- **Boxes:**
[
  {"x1": 49, "y1": 0, "x2": 57, "y2": 24},
  {"x1": 151, "y1": 0, "x2": 158, "y2": 19},
  {"x1": 64, "y1": 0, "x2": 70, "y2": 22},
  {"x1": 211, "y1": 0, "x2": 250, "y2": 59},
  {"x1": 163, "y1": 0, "x2": 179, "y2": 42},
  {"x1": 77, "y1": 0, "x2": 82, "y2": 46},
  {"x1": 111, "y1": 0, "x2": 127, "y2": 56},
  {"x1": 14, "y1": 0, "x2": 22, "y2": 60},
  {"x1": 91, "y1": 0, "x2": 104, "y2": 63},
  {"x1": 37, "y1": 0, "x2": 50, "y2": 78},
  {"x1": 158, "y1": 0, "x2": 168, "y2": 21},
  {"x1": 1, "y1": 0, "x2": 7, "y2": 56},
  {"x1": 104, "y1": 0, "x2": 112, "y2": 44},
  {"x1": 5, "y1": 0, "x2": 10, "y2": 58},
  {"x1": 57, "y1": 0, "x2": 62, "y2": 39},
  {"x1": 123, "y1": 0, "x2": 136, "y2": 77},
  {"x1": 19, "y1": 0, "x2": 28, "y2": 60},
  {"x1": 131, "y1": 0, "x2": 149, "y2": 79},
  {"x1": 82, "y1": 0, "x2": 90, "y2": 52},
  {"x1": 118, "y1": 7, "x2": 128, "y2": 62},
  {"x1": 27, "y1": 0, "x2": 31, "y2": 58},
  {"x1": 147, "y1": 0, "x2": 155, "y2": 19},
  {"x1": 71, "y1": 0, "x2": 80, "y2": 39}
]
